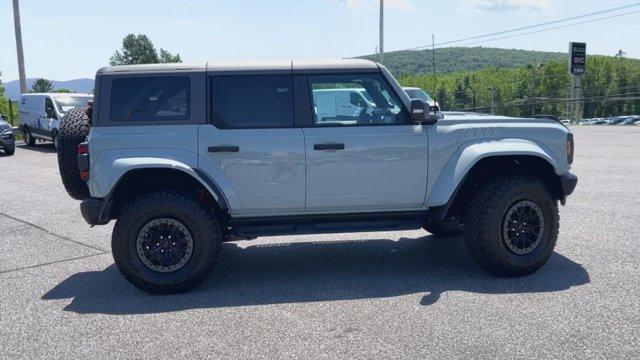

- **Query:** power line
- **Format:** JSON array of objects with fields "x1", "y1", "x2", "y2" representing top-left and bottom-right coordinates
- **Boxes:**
[
  {"x1": 456, "y1": 10, "x2": 640, "y2": 47},
  {"x1": 407, "y1": 2, "x2": 640, "y2": 50}
]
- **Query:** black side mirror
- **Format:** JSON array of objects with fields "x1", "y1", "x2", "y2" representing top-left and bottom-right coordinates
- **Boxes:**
[
  {"x1": 410, "y1": 99, "x2": 438, "y2": 125},
  {"x1": 45, "y1": 108, "x2": 57, "y2": 119}
]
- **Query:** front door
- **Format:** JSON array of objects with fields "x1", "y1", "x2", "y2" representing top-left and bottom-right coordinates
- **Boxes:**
[
  {"x1": 303, "y1": 74, "x2": 429, "y2": 212},
  {"x1": 198, "y1": 74, "x2": 306, "y2": 215}
]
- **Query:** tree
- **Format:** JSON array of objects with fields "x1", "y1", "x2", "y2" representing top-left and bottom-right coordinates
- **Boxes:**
[
  {"x1": 31, "y1": 78, "x2": 54, "y2": 93},
  {"x1": 110, "y1": 34, "x2": 182, "y2": 66},
  {"x1": 0, "y1": 72, "x2": 19, "y2": 125},
  {"x1": 54, "y1": 88, "x2": 72, "y2": 93}
]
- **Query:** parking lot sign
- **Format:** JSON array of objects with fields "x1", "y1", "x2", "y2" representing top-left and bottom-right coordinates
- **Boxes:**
[{"x1": 569, "y1": 42, "x2": 586, "y2": 75}]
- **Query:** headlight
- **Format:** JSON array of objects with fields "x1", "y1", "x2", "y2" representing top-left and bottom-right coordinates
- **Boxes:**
[{"x1": 0, "y1": 127, "x2": 13, "y2": 138}]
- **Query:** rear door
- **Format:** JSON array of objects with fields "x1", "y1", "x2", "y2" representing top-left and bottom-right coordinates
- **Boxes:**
[
  {"x1": 198, "y1": 74, "x2": 306, "y2": 215},
  {"x1": 302, "y1": 74, "x2": 429, "y2": 212}
]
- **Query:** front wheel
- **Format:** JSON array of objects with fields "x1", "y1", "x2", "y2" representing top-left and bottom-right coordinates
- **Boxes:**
[
  {"x1": 3, "y1": 144, "x2": 15, "y2": 156},
  {"x1": 112, "y1": 192, "x2": 222, "y2": 294},
  {"x1": 464, "y1": 175, "x2": 559, "y2": 277}
]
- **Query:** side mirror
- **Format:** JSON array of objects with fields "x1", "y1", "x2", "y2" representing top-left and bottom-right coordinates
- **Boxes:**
[
  {"x1": 45, "y1": 108, "x2": 57, "y2": 119},
  {"x1": 410, "y1": 99, "x2": 438, "y2": 125}
]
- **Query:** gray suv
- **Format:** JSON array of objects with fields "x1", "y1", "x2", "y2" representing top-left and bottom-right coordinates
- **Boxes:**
[{"x1": 56, "y1": 60, "x2": 577, "y2": 294}]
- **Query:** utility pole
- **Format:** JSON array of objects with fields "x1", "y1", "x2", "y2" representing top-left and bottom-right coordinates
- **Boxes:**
[
  {"x1": 12, "y1": 0, "x2": 27, "y2": 94},
  {"x1": 8, "y1": 100, "x2": 15, "y2": 126},
  {"x1": 490, "y1": 87, "x2": 496, "y2": 114},
  {"x1": 432, "y1": 34, "x2": 436, "y2": 96},
  {"x1": 379, "y1": 0, "x2": 384, "y2": 64}
]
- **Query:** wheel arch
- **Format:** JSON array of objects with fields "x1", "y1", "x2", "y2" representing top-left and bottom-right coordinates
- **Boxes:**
[
  {"x1": 103, "y1": 166, "x2": 230, "y2": 222},
  {"x1": 427, "y1": 140, "x2": 566, "y2": 221}
]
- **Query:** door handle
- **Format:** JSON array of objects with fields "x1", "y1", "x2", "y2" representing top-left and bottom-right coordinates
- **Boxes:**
[
  {"x1": 208, "y1": 145, "x2": 239, "y2": 153},
  {"x1": 314, "y1": 143, "x2": 345, "y2": 151}
]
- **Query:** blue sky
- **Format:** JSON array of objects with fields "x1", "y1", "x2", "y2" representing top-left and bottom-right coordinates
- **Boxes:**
[{"x1": 1, "y1": 0, "x2": 639, "y2": 81}]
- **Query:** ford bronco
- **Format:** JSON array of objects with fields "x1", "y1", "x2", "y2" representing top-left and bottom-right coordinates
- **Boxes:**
[{"x1": 56, "y1": 60, "x2": 577, "y2": 294}]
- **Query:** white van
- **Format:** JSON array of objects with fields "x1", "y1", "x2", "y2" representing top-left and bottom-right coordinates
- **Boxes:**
[
  {"x1": 20, "y1": 93, "x2": 93, "y2": 148},
  {"x1": 312, "y1": 88, "x2": 403, "y2": 125},
  {"x1": 312, "y1": 88, "x2": 376, "y2": 123}
]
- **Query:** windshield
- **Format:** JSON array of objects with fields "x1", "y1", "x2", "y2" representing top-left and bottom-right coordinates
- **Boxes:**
[
  {"x1": 54, "y1": 96, "x2": 92, "y2": 113},
  {"x1": 404, "y1": 88, "x2": 433, "y2": 102}
]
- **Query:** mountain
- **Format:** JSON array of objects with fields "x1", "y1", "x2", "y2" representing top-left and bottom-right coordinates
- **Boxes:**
[
  {"x1": 358, "y1": 46, "x2": 568, "y2": 76},
  {"x1": 3, "y1": 78, "x2": 94, "y2": 100}
]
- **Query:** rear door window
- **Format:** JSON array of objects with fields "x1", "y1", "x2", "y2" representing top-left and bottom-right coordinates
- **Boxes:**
[
  {"x1": 210, "y1": 75, "x2": 294, "y2": 128},
  {"x1": 110, "y1": 76, "x2": 190, "y2": 122}
]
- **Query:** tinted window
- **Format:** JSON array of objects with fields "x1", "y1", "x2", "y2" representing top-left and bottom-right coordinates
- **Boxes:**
[
  {"x1": 309, "y1": 75, "x2": 407, "y2": 126},
  {"x1": 211, "y1": 75, "x2": 293, "y2": 128},
  {"x1": 110, "y1": 76, "x2": 190, "y2": 122}
]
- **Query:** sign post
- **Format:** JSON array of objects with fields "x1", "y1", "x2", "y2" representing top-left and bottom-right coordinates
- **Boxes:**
[{"x1": 568, "y1": 42, "x2": 586, "y2": 124}]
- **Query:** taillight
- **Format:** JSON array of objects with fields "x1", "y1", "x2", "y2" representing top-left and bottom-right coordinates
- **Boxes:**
[
  {"x1": 77, "y1": 142, "x2": 90, "y2": 181},
  {"x1": 77, "y1": 142, "x2": 88, "y2": 155},
  {"x1": 567, "y1": 133, "x2": 574, "y2": 165}
]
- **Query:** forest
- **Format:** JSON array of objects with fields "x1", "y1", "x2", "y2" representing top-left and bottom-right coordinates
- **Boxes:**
[{"x1": 361, "y1": 47, "x2": 640, "y2": 118}]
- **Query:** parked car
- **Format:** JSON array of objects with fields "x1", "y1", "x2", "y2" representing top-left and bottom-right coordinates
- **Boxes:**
[
  {"x1": 604, "y1": 117, "x2": 627, "y2": 125},
  {"x1": 403, "y1": 87, "x2": 439, "y2": 107},
  {"x1": 55, "y1": 60, "x2": 577, "y2": 294},
  {"x1": 617, "y1": 116, "x2": 640, "y2": 125},
  {"x1": 19, "y1": 93, "x2": 93, "y2": 148},
  {"x1": 0, "y1": 115, "x2": 15, "y2": 156}
]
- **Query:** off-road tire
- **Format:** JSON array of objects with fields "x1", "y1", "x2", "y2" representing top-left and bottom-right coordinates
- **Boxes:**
[
  {"x1": 112, "y1": 192, "x2": 223, "y2": 294},
  {"x1": 24, "y1": 127, "x2": 36, "y2": 147},
  {"x1": 57, "y1": 106, "x2": 91, "y2": 200},
  {"x1": 423, "y1": 221, "x2": 464, "y2": 237},
  {"x1": 464, "y1": 175, "x2": 559, "y2": 277}
]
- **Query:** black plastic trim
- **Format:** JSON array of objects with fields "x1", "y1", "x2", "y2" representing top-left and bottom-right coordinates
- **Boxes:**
[
  {"x1": 231, "y1": 211, "x2": 428, "y2": 237},
  {"x1": 192, "y1": 168, "x2": 230, "y2": 213},
  {"x1": 559, "y1": 172, "x2": 578, "y2": 199},
  {"x1": 80, "y1": 198, "x2": 110, "y2": 226}
]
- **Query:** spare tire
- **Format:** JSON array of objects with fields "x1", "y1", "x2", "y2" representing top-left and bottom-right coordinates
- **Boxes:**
[{"x1": 57, "y1": 106, "x2": 91, "y2": 200}]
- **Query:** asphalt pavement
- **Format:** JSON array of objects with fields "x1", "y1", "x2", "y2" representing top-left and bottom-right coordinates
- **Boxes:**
[{"x1": 0, "y1": 126, "x2": 638, "y2": 359}]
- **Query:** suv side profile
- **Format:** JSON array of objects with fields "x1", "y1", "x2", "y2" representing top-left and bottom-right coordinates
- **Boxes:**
[{"x1": 57, "y1": 60, "x2": 577, "y2": 294}]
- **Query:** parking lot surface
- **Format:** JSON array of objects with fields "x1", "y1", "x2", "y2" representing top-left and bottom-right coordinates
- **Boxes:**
[{"x1": 0, "y1": 126, "x2": 638, "y2": 359}]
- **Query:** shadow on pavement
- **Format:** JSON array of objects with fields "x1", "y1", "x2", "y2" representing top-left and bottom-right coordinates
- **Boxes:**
[
  {"x1": 16, "y1": 143, "x2": 56, "y2": 153},
  {"x1": 42, "y1": 235, "x2": 589, "y2": 314}
]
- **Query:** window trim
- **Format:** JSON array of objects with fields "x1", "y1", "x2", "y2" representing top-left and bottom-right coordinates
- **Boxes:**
[
  {"x1": 305, "y1": 73, "x2": 412, "y2": 128},
  {"x1": 208, "y1": 74, "x2": 296, "y2": 130}
]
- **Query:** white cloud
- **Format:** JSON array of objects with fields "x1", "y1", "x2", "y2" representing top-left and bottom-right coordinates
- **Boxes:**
[
  {"x1": 460, "y1": 0, "x2": 552, "y2": 14},
  {"x1": 333, "y1": 0, "x2": 414, "y2": 13}
]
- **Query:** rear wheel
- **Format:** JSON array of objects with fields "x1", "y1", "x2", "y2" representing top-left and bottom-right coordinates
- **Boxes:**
[
  {"x1": 112, "y1": 192, "x2": 222, "y2": 294},
  {"x1": 464, "y1": 175, "x2": 559, "y2": 277},
  {"x1": 52, "y1": 130, "x2": 60, "y2": 150},
  {"x1": 57, "y1": 106, "x2": 91, "y2": 200}
]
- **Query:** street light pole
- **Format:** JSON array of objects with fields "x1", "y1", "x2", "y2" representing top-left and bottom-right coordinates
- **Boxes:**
[
  {"x1": 12, "y1": 0, "x2": 27, "y2": 94},
  {"x1": 379, "y1": 0, "x2": 384, "y2": 64}
]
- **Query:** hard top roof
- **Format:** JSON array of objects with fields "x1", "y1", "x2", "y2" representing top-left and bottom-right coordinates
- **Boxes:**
[{"x1": 97, "y1": 59, "x2": 379, "y2": 75}]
